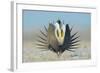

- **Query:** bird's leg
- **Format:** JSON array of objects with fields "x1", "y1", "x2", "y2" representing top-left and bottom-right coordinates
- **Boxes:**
[{"x1": 56, "y1": 52, "x2": 62, "y2": 59}]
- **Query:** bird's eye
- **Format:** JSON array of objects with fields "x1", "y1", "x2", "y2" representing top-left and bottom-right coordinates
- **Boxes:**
[
  {"x1": 57, "y1": 30, "x2": 59, "y2": 37},
  {"x1": 61, "y1": 29, "x2": 63, "y2": 37}
]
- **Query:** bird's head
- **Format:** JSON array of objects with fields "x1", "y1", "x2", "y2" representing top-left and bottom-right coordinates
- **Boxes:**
[{"x1": 54, "y1": 20, "x2": 65, "y2": 45}]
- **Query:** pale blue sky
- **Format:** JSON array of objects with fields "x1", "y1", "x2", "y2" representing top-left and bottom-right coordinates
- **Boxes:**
[{"x1": 22, "y1": 10, "x2": 91, "y2": 32}]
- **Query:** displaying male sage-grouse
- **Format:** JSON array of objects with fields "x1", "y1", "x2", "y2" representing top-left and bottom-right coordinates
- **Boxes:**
[{"x1": 36, "y1": 20, "x2": 80, "y2": 56}]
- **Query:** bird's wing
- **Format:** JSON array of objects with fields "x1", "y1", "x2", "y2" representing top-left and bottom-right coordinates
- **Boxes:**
[
  {"x1": 62, "y1": 24, "x2": 80, "y2": 52},
  {"x1": 63, "y1": 24, "x2": 71, "y2": 49},
  {"x1": 47, "y1": 23, "x2": 59, "y2": 52}
]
